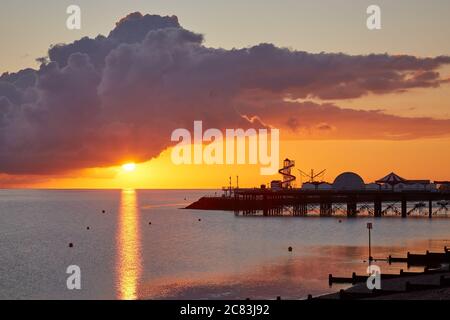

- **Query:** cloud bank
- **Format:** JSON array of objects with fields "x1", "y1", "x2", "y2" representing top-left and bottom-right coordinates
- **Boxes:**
[{"x1": 1, "y1": 12, "x2": 449, "y2": 174}]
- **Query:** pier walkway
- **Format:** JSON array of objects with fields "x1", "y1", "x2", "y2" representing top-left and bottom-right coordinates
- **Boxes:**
[{"x1": 186, "y1": 189, "x2": 450, "y2": 217}]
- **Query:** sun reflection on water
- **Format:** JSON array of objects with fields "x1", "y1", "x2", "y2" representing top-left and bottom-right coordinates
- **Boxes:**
[{"x1": 116, "y1": 189, "x2": 142, "y2": 300}]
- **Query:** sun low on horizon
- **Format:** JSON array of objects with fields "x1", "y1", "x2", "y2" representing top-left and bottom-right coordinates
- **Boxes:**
[
  {"x1": 4, "y1": 137, "x2": 449, "y2": 190},
  {"x1": 122, "y1": 163, "x2": 137, "y2": 173}
]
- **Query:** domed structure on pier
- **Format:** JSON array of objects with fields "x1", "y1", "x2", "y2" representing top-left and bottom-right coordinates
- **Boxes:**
[{"x1": 333, "y1": 172, "x2": 365, "y2": 191}]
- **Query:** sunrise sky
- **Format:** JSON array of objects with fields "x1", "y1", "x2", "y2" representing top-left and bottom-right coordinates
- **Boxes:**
[{"x1": 0, "y1": 0, "x2": 449, "y2": 188}]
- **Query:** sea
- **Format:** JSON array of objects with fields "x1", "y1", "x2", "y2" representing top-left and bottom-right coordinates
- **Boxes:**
[{"x1": 1, "y1": 189, "x2": 449, "y2": 300}]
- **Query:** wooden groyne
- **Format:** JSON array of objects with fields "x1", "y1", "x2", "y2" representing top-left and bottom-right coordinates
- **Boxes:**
[
  {"x1": 330, "y1": 275, "x2": 450, "y2": 300},
  {"x1": 388, "y1": 247, "x2": 450, "y2": 266},
  {"x1": 317, "y1": 247, "x2": 450, "y2": 300},
  {"x1": 329, "y1": 267, "x2": 448, "y2": 286}
]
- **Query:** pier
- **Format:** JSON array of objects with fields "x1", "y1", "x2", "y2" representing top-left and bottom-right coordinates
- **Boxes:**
[
  {"x1": 186, "y1": 189, "x2": 450, "y2": 218},
  {"x1": 186, "y1": 161, "x2": 450, "y2": 217}
]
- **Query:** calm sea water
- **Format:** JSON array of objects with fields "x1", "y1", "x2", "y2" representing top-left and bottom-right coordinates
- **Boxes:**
[{"x1": 1, "y1": 189, "x2": 450, "y2": 300}]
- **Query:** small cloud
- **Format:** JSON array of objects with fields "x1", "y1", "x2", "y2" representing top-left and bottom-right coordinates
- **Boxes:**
[{"x1": 315, "y1": 123, "x2": 334, "y2": 131}]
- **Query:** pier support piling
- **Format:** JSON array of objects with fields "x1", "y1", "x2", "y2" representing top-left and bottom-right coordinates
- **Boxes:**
[
  {"x1": 320, "y1": 202, "x2": 332, "y2": 216},
  {"x1": 374, "y1": 200, "x2": 382, "y2": 217},
  {"x1": 429, "y1": 200, "x2": 433, "y2": 219},
  {"x1": 347, "y1": 202, "x2": 357, "y2": 217},
  {"x1": 401, "y1": 199, "x2": 407, "y2": 218}
]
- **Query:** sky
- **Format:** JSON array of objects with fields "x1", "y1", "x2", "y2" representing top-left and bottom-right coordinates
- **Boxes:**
[
  {"x1": 0, "y1": 0, "x2": 449, "y2": 188},
  {"x1": 3, "y1": 0, "x2": 450, "y2": 73}
]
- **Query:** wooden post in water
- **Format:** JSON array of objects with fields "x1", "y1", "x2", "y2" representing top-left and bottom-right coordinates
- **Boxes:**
[{"x1": 367, "y1": 222, "x2": 373, "y2": 262}]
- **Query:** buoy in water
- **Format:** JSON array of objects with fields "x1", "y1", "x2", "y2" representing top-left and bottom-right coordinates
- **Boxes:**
[
  {"x1": 86, "y1": 227, "x2": 90, "y2": 230},
  {"x1": 102, "y1": 210, "x2": 106, "y2": 213},
  {"x1": 69, "y1": 243, "x2": 73, "y2": 248},
  {"x1": 288, "y1": 246, "x2": 293, "y2": 252}
]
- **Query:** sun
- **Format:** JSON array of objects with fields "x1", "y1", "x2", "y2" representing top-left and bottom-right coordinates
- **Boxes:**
[{"x1": 122, "y1": 162, "x2": 136, "y2": 172}]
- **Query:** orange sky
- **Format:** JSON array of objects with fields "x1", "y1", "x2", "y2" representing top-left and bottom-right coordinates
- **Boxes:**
[
  {"x1": 3, "y1": 136, "x2": 448, "y2": 189},
  {"x1": 2, "y1": 65, "x2": 449, "y2": 189},
  {"x1": 1, "y1": 6, "x2": 449, "y2": 189},
  {"x1": 5, "y1": 68, "x2": 449, "y2": 189},
  {"x1": 2, "y1": 69, "x2": 450, "y2": 189}
]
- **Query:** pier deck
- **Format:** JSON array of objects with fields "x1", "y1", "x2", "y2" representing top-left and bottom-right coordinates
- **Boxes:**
[{"x1": 186, "y1": 189, "x2": 450, "y2": 217}]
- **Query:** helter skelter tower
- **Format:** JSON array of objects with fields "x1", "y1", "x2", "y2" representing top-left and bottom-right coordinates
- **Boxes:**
[{"x1": 278, "y1": 158, "x2": 296, "y2": 188}]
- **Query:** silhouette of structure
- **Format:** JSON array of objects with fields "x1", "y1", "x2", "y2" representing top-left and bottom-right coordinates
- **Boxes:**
[
  {"x1": 187, "y1": 160, "x2": 450, "y2": 218},
  {"x1": 278, "y1": 158, "x2": 296, "y2": 188}
]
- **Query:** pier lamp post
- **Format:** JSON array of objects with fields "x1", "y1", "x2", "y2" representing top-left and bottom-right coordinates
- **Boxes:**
[{"x1": 367, "y1": 222, "x2": 373, "y2": 263}]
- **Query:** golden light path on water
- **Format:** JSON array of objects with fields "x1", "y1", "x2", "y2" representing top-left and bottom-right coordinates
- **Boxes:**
[{"x1": 116, "y1": 189, "x2": 142, "y2": 300}]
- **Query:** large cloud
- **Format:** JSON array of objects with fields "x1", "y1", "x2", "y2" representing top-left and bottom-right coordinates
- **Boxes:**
[{"x1": 1, "y1": 12, "x2": 449, "y2": 174}]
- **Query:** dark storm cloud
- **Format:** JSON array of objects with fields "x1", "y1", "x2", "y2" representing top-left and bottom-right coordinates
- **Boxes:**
[{"x1": 0, "y1": 12, "x2": 450, "y2": 174}]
